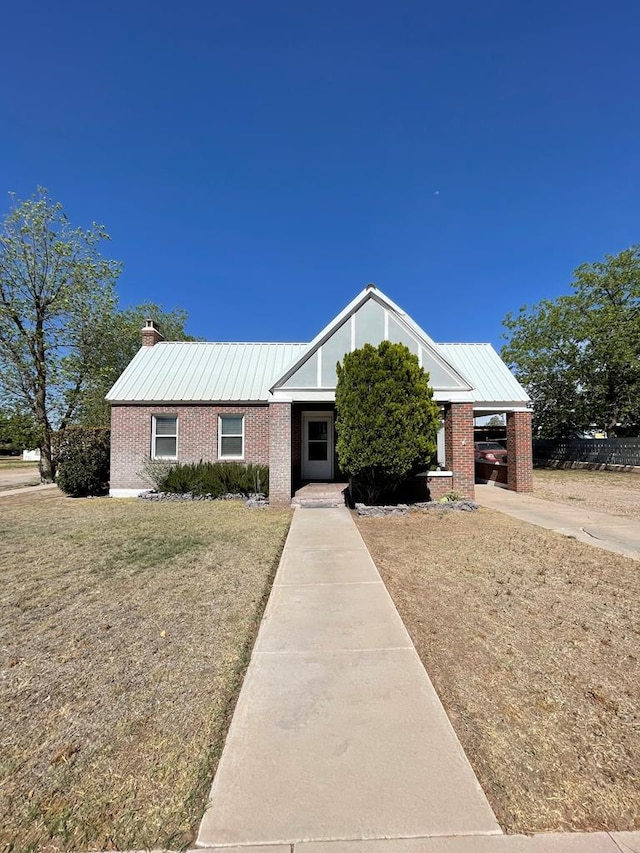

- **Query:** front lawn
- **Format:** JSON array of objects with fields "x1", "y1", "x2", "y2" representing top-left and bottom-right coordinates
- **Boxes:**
[
  {"x1": 534, "y1": 467, "x2": 640, "y2": 519},
  {"x1": 357, "y1": 508, "x2": 640, "y2": 834},
  {"x1": 0, "y1": 491, "x2": 291, "y2": 852}
]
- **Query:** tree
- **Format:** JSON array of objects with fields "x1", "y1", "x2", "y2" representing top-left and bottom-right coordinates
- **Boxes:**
[
  {"x1": 76, "y1": 303, "x2": 195, "y2": 427},
  {"x1": 486, "y1": 415, "x2": 504, "y2": 427},
  {"x1": 335, "y1": 340, "x2": 440, "y2": 504},
  {"x1": 0, "y1": 406, "x2": 39, "y2": 453},
  {"x1": 0, "y1": 188, "x2": 121, "y2": 480},
  {"x1": 502, "y1": 246, "x2": 640, "y2": 438}
]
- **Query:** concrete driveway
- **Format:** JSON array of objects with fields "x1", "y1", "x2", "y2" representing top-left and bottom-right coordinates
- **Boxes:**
[{"x1": 475, "y1": 484, "x2": 640, "y2": 560}]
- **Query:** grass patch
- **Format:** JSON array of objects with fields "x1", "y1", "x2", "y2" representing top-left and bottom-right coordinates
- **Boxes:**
[
  {"x1": 0, "y1": 490, "x2": 292, "y2": 852},
  {"x1": 0, "y1": 458, "x2": 39, "y2": 470},
  {"x1": 534, "y1": 467, "x2": 640, "y2": 519},
  {"x1": 357, "y1": 508, "x2": 640, "y2": 834}
]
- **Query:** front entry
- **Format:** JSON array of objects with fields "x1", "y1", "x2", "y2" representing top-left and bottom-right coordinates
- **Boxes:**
[{"x1": 302, "y1": 412, "x2": 334, "y2": 480}]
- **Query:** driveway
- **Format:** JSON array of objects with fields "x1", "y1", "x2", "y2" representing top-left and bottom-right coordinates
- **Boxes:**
[{"x1": 476, "y1": 484, "x2": 640, "y2": 560}]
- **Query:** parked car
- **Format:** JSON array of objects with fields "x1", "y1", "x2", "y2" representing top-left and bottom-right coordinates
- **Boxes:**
[{"x1": 474, "y1": 441, "x2": 507, "y2": 464}]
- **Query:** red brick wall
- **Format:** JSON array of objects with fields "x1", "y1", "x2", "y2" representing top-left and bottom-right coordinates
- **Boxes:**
[
  {"x1": 269, "y1": 402, "x2": 292, "y2": 505},
  {"x1": 507, "y1": 411, "x2": 534, "y2": 492},
  {"x1": 444, "y1": 402, "x2": 475, "y2": 498},
  {"x1": 110, "y1": 404, "x2": 269, "y2": 490}
]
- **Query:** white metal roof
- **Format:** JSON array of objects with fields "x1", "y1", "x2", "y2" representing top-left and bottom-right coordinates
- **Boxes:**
[
  {"x1": 106, "y1": 342, "x2": 307, "y2": 402},
  {"x1": 439, "y1": 343, "x2": 530, "y2": 405},
  {"x1": 106, "y1": 287, "x2": 530, "y2": 407}
]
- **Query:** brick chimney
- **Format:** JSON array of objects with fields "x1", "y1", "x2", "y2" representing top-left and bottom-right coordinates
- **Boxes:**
[{"x1": 141, "y1": 319, "x2": 164, "y2": 347}]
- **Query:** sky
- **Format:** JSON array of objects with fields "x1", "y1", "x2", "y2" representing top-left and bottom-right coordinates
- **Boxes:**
[{"x1": 1, "y1": 0, "x2": 639, "y2": 350}]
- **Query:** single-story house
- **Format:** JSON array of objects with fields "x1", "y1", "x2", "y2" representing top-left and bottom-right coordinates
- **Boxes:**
[{"x1": 107, "y1": 285, "x2": 533, "y2": 503}]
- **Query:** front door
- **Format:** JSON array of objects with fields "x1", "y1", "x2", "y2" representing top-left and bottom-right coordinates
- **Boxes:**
[{"x1": 302, "y1": 413, "x2": 333, "y2": 480}]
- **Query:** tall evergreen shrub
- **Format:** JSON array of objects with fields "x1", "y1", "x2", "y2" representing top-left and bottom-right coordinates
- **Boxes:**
[{"x1": 335, "y1": 341, "x2": 440, "y2": 504}]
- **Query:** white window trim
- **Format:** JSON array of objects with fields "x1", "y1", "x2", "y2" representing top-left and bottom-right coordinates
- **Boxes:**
[
  {"x1": 151, "y1": 414, "x2": 178, "y2": 460},
  {"x1": 218, "y1": 414, "x2": 245, "y2": 460}
]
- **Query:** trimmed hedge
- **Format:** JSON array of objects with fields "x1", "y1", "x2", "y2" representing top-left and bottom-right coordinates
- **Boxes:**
[
  {"x1": 57, "y1": 427, "x2": 111, "y2": 497},
  {"x1": 155, "y1": 461, "x2": 269, "y2": 498}
]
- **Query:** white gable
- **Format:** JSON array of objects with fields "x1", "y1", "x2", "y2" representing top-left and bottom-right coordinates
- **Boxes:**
[{"x1": 273, "y1": 287, "x2": 473, "y2": 394}]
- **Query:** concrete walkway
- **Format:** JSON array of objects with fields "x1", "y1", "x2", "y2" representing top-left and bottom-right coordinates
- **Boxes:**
[
  {"x1": 197, "y1": 506, "x2": 501, "y2": 847},
  {"x1": 475, "y1": 484, "x2": 640, "y2": 560}
]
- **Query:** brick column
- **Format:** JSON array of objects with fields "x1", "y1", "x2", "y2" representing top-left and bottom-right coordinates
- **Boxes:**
[
  {"x1": 444, "y1": 402, "x2": 475, "y2": 498},
  {"x1": 269, "y1": 401, "x2": 292, "y2": 505},
  {"x1": 506, "y1": 411, "x2": 533, "y2": 492}
]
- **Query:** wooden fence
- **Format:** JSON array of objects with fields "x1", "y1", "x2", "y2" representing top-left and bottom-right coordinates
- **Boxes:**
[{"x1": 533, "y1": 438, "x2": 640, "y2": 468}]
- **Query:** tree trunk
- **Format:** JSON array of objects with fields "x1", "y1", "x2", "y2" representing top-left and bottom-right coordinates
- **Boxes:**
[{"x1": 39, "y1": 431, "x2": 56, "y2": 482}]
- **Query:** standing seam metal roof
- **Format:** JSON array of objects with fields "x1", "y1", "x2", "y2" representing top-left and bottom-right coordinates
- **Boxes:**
[
  {"x1": 439, "y1": 343, "x2": 530, "y2": 403},
  {"x1": 106, "y1": 342, "x2": 308, "y2": 402},
  {"x1": 106, "y1": 340, "x2": 529, "y2": 405}
]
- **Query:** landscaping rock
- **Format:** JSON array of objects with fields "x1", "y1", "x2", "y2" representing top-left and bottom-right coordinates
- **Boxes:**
[
  {"x1": 414, "y1": 500, "x2": 479, "y2": 512},
  {"x1": 354, "y1": 503, "x2": 410, "y2": 517},
  {"x1": 138, "y1": 491, "x2": 269, "y2": 507},
  {"x1": 355, "y1": 499, "x2": 478, "y2": 516}
]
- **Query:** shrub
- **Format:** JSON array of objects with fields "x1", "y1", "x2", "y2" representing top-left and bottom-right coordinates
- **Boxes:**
[
  {"x1": 139, "y1": 456, "x2": 176, "y2": 490},
  {"x1": 152, "y1": 461, "x2": 269, "y2": 498},
  {"x1": 57, "y1": 427, "x2": 110, "y2": 497},
  {"x1": 336, "y1": 340, "x2": 440, "y2": 504}
]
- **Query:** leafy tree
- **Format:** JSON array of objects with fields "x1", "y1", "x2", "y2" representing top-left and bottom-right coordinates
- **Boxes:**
[
  {"x1": 76, "y1": 303, "x2": 195, "y2": 426},
  {"x1": 0, "y1": 188, "x2": 121, "y2": 480},
  {"x1": 502, "y1": 246, "x2": 640, "y2": 438},
  {"x1": 335, "y1": 340, "x2": 440, "y2": 504},
  {"x1": 0, "y1": 406, "x2": 39, "y2": 452},
  {"x1": 486, "y1": 415, "x2": 504, "y2": 427}
]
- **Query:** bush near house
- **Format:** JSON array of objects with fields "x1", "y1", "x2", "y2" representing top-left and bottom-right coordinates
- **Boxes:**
[
  {"x1": 57, "y1": 427, "x2": 110, "y2": 497},
  {"x1": 152, "y1": 461, "x2": 269, "y2": 498},
  {"x1": 335, "y1": 340, "x2": 440, "y2": 504}
]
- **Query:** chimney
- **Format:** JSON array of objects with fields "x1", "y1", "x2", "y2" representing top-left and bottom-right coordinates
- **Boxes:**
[{"x1": 141, "y1": 319, "x2": 164, "y2": 347}]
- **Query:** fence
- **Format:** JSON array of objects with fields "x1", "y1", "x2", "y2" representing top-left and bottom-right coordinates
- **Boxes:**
[{"x1": 533, "y1": 439, "x2": 640, "y2": 468}]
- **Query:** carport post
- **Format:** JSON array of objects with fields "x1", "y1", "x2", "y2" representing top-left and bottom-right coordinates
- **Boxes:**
[
  {"x1": 444, "y1": 403, "x2": 475, "y2": 499},
  {"x1": 506, "y1": 411, "x2": 534, "y2": 492}
]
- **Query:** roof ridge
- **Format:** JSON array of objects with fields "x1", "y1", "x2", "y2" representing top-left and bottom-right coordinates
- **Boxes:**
[{"x1": 155, "y1": 340, "x2": 308, "y2": 346}]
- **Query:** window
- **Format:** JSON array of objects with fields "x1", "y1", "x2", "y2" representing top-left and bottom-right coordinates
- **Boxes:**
[
  {"x1": 152, "y1": 415, "x2": 177, "y2": 459},
  {"x1": 219, "y1": 414, "x2": 244, "y2": 459}
]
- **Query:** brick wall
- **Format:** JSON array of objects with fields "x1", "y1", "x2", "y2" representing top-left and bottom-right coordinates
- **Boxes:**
[
  {"x1": 507, "y1": 410, "x2": 533, "y2": 492},
  {"x1": 444, "y1": 402, "x2": 475, "y2": 498},
  {"x1": 110, "y1": 404, "x2": 269, "y2": 490},
  {"x1": 269, "y1": 401, "x2": 292, "y2": 505}
]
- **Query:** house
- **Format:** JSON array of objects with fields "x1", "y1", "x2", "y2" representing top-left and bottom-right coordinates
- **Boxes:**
[{"x1": 106, "y1": 285, "x2": 533, "y2": 503}]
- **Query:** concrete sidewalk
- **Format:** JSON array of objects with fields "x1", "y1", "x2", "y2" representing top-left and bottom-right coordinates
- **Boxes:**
[
  {"x1": 475, "y1": 484, "x2": 640, "y2": 560},
  {"x1": 197, "y1": 506, "x2": 501, "y2": 847}
]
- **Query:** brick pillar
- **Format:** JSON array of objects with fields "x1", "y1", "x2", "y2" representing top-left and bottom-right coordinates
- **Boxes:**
[
  {"x1": 506, "y1": 411, "x2": 533, "y2": 492},
  {"x1": 444, "y1": 402, "x2": 475, "y2": 498},
  {"x1": 269, "y1": 401, "x2": 292, "y2": 505}
]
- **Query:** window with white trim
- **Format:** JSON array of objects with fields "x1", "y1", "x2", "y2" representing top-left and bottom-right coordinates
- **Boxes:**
[
  {"x1": 219, "y1": 414, "x2": 244, "y2": 459},
  {"x1": 152, "y1": 415, "x2": 178, "y2": 459}
]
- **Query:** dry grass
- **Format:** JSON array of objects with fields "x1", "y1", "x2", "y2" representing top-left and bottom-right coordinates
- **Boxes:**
[
  {"x1": 357, "y1": 508, "x2": 640, "y2": 834},
  {"x1": 0, "y1": 490, "x2": 291, "y2": 852},
  {"x1": 534, "y1": 467, "x2": 640, "y2": 519},
  {"x1": 0, "y1": 459, "x2": 39, "y2": 470}
]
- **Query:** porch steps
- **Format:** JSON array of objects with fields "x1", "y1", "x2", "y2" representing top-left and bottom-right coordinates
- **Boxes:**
[{"x1": 291, "y1": 482, "x2": 349, "y2": 508}]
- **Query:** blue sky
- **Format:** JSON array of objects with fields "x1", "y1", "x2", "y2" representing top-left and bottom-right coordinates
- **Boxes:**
[{"x1": 2, "y1": 0, "x2": 638, "y2": 350}]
